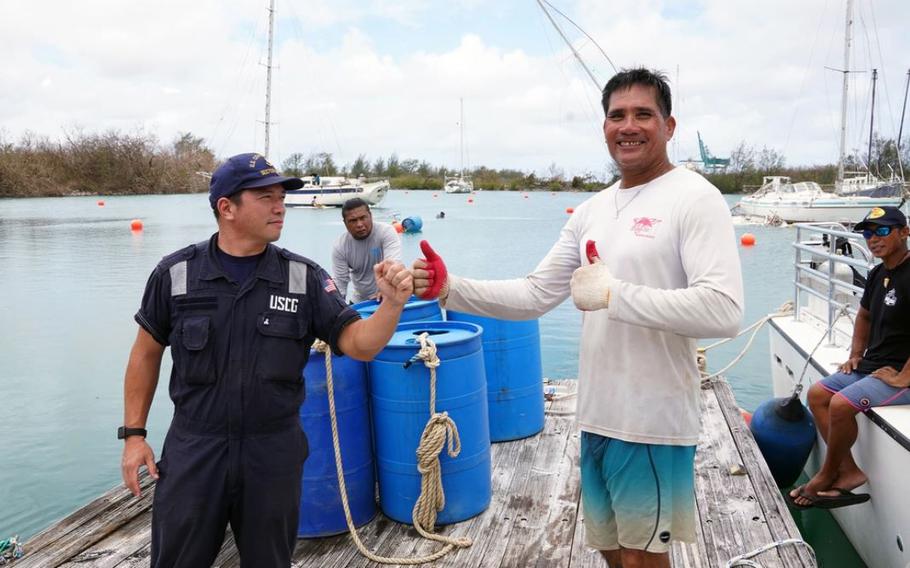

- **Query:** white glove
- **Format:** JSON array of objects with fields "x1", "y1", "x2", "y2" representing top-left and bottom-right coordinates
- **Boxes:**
[{"x1": 570, "y1": 258, "x2": 615, "y2": 311}]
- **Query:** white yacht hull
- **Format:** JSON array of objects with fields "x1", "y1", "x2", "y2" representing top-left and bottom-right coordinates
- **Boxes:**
[
  {"x1": 738, "y1": 196, "x2": 901, "y2": 223},
  {"x1": 769, "y1": 318, "x2": 910, "y2": 568},
  {"x1": 285, "y1": 180, "x2": 389, "y2": 207},
  {"x1": 444, "y1": 180, "x2": 473, "y2": 194}
]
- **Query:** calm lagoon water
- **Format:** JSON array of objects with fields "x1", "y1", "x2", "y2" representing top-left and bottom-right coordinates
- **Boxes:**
[{"x1": 0, "y1": 189, "x2": 860, "y2": 565}]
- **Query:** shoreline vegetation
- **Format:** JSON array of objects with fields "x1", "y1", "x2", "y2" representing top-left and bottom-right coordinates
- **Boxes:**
[{"x1": 1, "y1": 130, "x2": 906, "y2": 198}]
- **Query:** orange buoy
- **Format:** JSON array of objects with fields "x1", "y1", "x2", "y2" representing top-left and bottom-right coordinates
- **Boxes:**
[
  {"x1": 130, "y1": 219, "x2": 143, "y2": 231},
  {"x1": 740, "y1": 408, "x2": 753, "y2": 426},
  {"x1": 97, "y1": 200, "x2": 105, "y2": 207},
  {"x1": 740, "y1": 233, "x2": 756, "y2": 246},
  {"x1": 566, "y1": 207, "x2": 574, "y2": 214}
]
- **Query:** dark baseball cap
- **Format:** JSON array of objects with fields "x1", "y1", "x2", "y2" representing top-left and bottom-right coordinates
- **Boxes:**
[
  {"x1": 853, "y1": 206, "x2": 908, "y2": 232},
  {"x1": 209, "y1": 153, "x2": 304, "y2": 209}
]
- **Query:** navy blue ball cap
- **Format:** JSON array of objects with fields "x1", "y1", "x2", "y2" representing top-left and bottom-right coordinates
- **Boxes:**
[
  {"x1": 853, "y1": 206, "x2": 908, "y2": 232},
  {"x1": 209, "y1": 153, "x2": 304, "y2": 209}
]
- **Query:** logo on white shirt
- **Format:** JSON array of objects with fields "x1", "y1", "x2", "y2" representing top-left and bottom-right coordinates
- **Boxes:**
[{"x1": 631, "y1": 217, "x2": 662, "y2": 238}]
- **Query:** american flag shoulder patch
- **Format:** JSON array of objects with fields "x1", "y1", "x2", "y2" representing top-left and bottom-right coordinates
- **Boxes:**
[{"x1": 324, "y1": 277, "x2": 337, "y2": 293}]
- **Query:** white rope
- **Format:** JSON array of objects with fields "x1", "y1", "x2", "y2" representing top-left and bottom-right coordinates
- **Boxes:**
[
  {"x1": 725, "y1": 537, "x2": 817, "y2": 567},
  {"x1": 790, "y1": 303, "x2": 854, "y2": 397},
  {"x1": 699, "y1": 302, "x2": 795, "y2": 382},
  {"x1": 312, "y1": 337, "x2": 470, "y2": 566},
  {"x1": 543, "y1": 380, "x2": 577, "y2": 415}
]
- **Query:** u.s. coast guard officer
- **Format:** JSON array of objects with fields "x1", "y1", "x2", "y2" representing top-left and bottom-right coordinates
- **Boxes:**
[{"x1": 119, "y1": 153, "x2": 414, "y2": 567}]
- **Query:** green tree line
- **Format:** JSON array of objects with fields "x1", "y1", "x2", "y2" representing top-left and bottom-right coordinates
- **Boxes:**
[
  {"x1": 0, "y1": 129, "x2": 215, "y2": 198},
  {"x1": 1, "y1": 129, "x2": 906, "y2": 198},
  {"x1": 705, "y1": 135, "x2": 909, "y2": 193},
  {"x1": 280, "y1": 151, "x2": 606, "y2": 191}
]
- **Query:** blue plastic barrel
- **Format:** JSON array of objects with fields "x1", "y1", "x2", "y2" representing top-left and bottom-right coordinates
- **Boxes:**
[
  {"x1": 353, "y1": 296, "x2": 442, "y2": 323},
  {"x1": 446, "y1": 312, "x2": 545, "y2": 442},
  {"x1": 298, "y1": 352, "x2": 376, "y2": 537},
  {"x1": 401, "y1": 216, "x2": 423, "y2": 233},
  {"x1": 750, "y1": 394, "x2": 817, "y2": 487},
  {"x1": 369, "y1": 321, "x2": 491, "y2": 524}
]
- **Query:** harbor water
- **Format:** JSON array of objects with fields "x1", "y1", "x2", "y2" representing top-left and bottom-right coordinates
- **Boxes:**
[{"x1": 0, "y1": 189, "x2": 863, "y2": 565}]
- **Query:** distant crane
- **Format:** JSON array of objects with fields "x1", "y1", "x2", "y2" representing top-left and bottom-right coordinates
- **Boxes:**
[{"x1": 696, "y1": 131, "x2": 730, "y2": 173}]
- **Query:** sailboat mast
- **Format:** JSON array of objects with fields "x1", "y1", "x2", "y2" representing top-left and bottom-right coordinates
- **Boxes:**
[
  {"x1": 899, "y1": 69, "x2": 910, "y2": 153},
  {"x1": 263, "y1": 0, "x2": 276, "y2": 159},
  {"x1": 535, "y1": 0, "x2": 601, "y2": 92},
  {"x1": 836, "y1": 0, "x2": 854, "y2": 185},
  {"x1": 460, "y1": 98, "x2": 465, "y2": 177},
  {"x1": 867, "y1": 68, "x2": 877, "y2": 170}
]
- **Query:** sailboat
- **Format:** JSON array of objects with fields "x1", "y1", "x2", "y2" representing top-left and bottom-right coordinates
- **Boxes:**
[
  {"x1": 256, "y1": 0, "x2": 387, "y2": 208},
  {"x1": 737, "y1": 2, "x2": 904, "y2": 223},
  {"x1": 444, "y1": 98, "x2": 474, "y2": 194}
]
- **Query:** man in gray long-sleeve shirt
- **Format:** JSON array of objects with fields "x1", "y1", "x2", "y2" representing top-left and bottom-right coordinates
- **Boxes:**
[{"x1": 332, "y1": 198, "x2": 402, "y2": 303}]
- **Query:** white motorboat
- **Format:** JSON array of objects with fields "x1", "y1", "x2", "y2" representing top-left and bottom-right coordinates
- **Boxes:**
[
  {"x1": 768, "y1": 222, "x2": 910, "y2": 568},
  {"x1": 285, "y1": 176, "x2": 389, "y2": 207},
  {"x1": 736, "y1": 176, "x2": 901, "y2": 223},
  {"x1": 444, "y1": 174, "x2": 473, "y2": 194}
]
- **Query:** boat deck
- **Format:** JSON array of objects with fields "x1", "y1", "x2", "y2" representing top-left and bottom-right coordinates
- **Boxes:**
[{"x1": 14, "y1": 379, "x2": 814, "y2": 567}]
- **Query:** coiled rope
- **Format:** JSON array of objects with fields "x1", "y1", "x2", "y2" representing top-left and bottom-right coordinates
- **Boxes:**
[
  {"x1": 313, "y1": 335, "x2": 470, "y2": 565},
  {"x1": 725, "y1": 537, "x2": 817, "y2": 567}
]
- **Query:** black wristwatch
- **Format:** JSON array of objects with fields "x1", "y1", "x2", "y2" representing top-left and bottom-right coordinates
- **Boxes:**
[{"x1": 117, "y1": 426, "x2": 148, "y2": 440}]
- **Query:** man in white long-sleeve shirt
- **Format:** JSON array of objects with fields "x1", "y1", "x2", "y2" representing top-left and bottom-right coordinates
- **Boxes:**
[
  {"x1": 413, "y1": 68, "x2": 743, "y2": 568},
  {"x1": 332, "y1": 198, "x2": 402, "y2": 303}
]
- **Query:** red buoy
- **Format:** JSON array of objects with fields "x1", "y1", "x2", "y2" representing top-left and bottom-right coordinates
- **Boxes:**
[
  {"x1": 566, "y1": 207, "x2": 574, "y2": 214},
  {"x1": 130, "y1": 219, "x2": 143, "y2": 231},
  {"x1": 97, "y1": 200, "x2": 105, "y2": 207},
  {"x1": 741, "y1": 233, "x2": 756, "y2": 246},
  {"x1": 740, "y1": 408, "x2": 753, "y2": 426}
]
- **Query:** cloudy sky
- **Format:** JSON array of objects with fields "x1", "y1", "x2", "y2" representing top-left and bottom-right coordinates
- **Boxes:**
[{"x1": 2, "y1": 0, "x2": 908, "y2": 178}]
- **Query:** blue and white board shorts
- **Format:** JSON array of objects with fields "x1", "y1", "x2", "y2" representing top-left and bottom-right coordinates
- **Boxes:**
[
  {"x1": 819, "y1": 371, "x2": 910, "y2": 411},
  {"x1": 580, "y1": 432, "x2": 696, "y2": 554}
]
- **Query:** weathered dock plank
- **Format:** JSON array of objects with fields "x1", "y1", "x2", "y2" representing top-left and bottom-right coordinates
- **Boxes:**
[{"x1": 17, "y1": 378, "x2": 813, "y2": 568}]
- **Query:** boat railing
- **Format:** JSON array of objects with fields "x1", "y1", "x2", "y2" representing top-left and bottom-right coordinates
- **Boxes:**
[{"x1": 792, "y1": 222, "x2": 873, "y2": 344}]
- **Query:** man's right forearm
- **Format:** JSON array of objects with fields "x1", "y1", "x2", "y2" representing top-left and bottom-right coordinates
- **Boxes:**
[{"x1": 124, "y1": 328, "x2": 165, "y2": 428}]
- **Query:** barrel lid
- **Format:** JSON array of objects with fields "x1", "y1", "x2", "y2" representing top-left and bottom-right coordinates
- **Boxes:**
[
  {"x1": 385, "y1": 321, "x2": 481, "y2": 349},
  {"x1": 353, "y1": 295, "x2": 438, "y2": 318}
]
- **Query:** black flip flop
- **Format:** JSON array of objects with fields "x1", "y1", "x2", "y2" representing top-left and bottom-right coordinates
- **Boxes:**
[{"x1": 809, "y1": 488, "x2": 871, "y2": 510}]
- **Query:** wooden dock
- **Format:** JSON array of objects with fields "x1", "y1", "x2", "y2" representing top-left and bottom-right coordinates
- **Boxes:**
[{"x1": 13, "y1": 378, "x2": 815, "y2": 567}]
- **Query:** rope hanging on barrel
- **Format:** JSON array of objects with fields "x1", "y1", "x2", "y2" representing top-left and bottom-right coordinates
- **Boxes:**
[{"x1": 313, "y1": 336, "x2": 470, "y2": 566}]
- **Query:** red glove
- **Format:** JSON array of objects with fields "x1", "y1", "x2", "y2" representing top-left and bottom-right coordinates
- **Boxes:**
[{"x1": 418, "y1": 240, "x2": 448, "y2": 300}]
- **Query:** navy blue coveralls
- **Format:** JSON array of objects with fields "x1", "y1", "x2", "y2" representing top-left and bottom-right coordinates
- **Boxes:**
[{"x1": 135, "y1": 234, "x2": 359, "y2": 567}]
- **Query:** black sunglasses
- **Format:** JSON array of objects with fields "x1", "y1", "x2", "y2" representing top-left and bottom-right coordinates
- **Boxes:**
[{"x1": 862, "y1": 226, "x2": 894, "y2": 239}]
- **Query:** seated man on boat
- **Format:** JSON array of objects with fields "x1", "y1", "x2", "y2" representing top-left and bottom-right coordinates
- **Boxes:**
[
  {"x1": 412, "y1": 68, "x2": 744, "y2": 568},
  {"x1": 332, "y1": 197, "x2": 402, "y2": 303},
  {"x1": 119, "y1": 153, "x2": 413, "y2": 568},
  {"x1": 790, "y1": 206, "x2": 910, "y2": 510}
]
